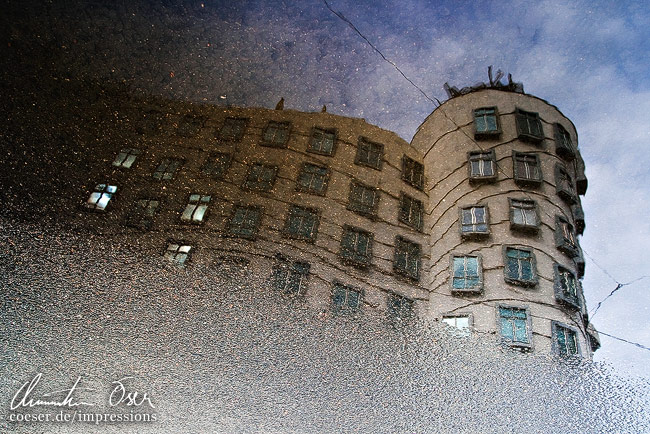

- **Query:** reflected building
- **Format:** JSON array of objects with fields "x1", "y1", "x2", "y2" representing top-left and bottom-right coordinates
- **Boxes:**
[{"x1": 72, "y1": 81, "x2": 599, "y2": 358}]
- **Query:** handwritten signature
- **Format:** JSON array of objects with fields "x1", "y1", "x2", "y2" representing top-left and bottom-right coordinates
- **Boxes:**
[{"x1": 11, "y1": 373, "x2": 154, "y2": 410}]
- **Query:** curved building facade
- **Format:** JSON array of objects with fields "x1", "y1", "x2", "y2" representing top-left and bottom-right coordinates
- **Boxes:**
[
  {"x1": 73, "y1": 85, "x2": 598, "y2": 358},
  {"x1": 414, "y1": 88, "x2": 596, "y2": 357}
]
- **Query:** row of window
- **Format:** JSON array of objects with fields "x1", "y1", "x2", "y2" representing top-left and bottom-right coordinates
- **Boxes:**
[
  {"x1": 273, "y1": 256, "x2": 413, "y2": 320},
  {"x1": 451, "y1": 249, "x2": 582, "y2": 309},
  {"x1": 473, "y1": 107, "x2": 576, "y2": 161},
  {"x1": 121, "y1": 118, "x2": 424, "y2": 183},
  {"x1": 468, "y1": 150, "x2": 578, "y2": 203},
  {"x1": 458, "y1": 201, "x2": 580, "y2": 258},
  {"x1": 443, "y1": 310, "x2": 579, "y2": 356},
  {"x1": 87, "y1": 175, "x2": 423, "y2": 232},
  {"x1": 116, "y1": 145, "x2": 424, "y2": 192},
  {"x1": 86, "y1": 186, "x2": 422, "y2": 279}
]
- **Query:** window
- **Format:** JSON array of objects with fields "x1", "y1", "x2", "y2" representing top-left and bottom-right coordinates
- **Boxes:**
[
  {"x1": 460, "y1": 205, "x2": 489, "y2": 238},
  {"x1": 340, "y1": 226, "x2": 373, "y2": 267},
  {"x1": 202, "y1": 153, "x2": 231, "y2": 179},
  {"x1": 509, "y1": 198, "x2": 539, "y2": 232},
  {"x1": 388, "y1": 293, "x2": 414, "y2": 321},
  {"x1": 126, "y1": 198, "x2": 159, "y2": 230},
  {"x1": 402, "y1": 156, "x2": 424, "y2": 190},
  {"x1": 153, "y1": 158, "x2": 182, "y2": 180},
  {"x1": 554, "y1": 123, "x2": 575, "y2": 160},
  {"x1": 332, "y1": 282, "x2": 362, "y2": 313},
  {"x1": 504, "y1": 247, "x2": 537, "y2": 286},
  {"x1": 272, "y1": 257, "x2": 310, "y2": 297},
  {"x1": 555, "y1": 216, "x2": 579, "y2": 257},
  {"x1": 512, "y1": 152, "x2": 542, "y2": 186},
  {"x1": 399, "y1": 193, "x2": 424, "y2": 231},
  {"x1": 572, "y1": 204, "x2": 585, "y2": 235},
  {"x1": 308, "y1": 127, "x2": 336, "y2": 155},
  {"x1": 348, "y1": 182, "x2": 379, "y2": 218},
  {"x1": 555, "y1": 164, "x2": 576, "y2": 203},
  {"x1": 355, "y1": 137, "x2": 383, "y2": 170},
  {"x1": 451, "y1": 255, "x2": 482, "y2": 293},
  {"x1": 468, "y1": 150, "x2": 496, "y2": 182},
  {"x1": 473, "y1": 107, "x2": 500, "y2": 139},
  {"x1": 181, "y1": 194, "x2": 210, "y2": 223},
  {"x1": 554, "y1": 265, "x2": 581, "y2": 309},
  {"x1": 218, "y1": 117, "x2": 248, "y2": 142},
  {"x1": 284, "y1": 206, "x2": 320, "y2": 242},
  {"x1": 498, "y1": 306, "x2": 532, "y2": 348},
  {"x1": 296, "y1": 163, "x2": 329, "y2": 195},
  {"x1": 228, "y1": 206, "x2": 261, "y2": 239},
  {"x1": 515, "y1": 108, "x2": 544, "y2": 143},
  {"x1": 164, "y1": 243, "x2": 192, "y2": 267},
  {"x1": 85, "y1": 184, "x2": 117, "y2": 211},
  {"x1": 244, "y1": 163, "x2": 277, "y2": 192},
  {"x1": 112, "y1": 148, "x2": 141, "y2": 169},
  {"x1": 552, "y1": 322, "x2": 579, "y2": 357},
  {"x1": 442, "y1": 315, "x2": 471, "y2": 337},
  {"x1": 177, "y1": 114, "x2": 205, "y2": 137},
  {"x1": 394, "y1": 236, "x2": 420, "y2": 280},
  {"x1": 261, "y1": 121, "x2": 290, "y2": 147}
]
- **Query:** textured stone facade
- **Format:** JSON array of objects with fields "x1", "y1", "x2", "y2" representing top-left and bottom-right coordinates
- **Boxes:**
[{"x1": 68, "y1": 86, "x2": 597, "y2": 357}]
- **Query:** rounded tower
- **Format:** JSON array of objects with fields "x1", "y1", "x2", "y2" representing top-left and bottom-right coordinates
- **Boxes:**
[{"x1": 412, "y1": 87, "x2": 597, "y2": 356}]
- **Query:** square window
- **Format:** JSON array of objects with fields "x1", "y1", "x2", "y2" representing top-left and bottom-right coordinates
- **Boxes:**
[
  {"x1": 355, "y1": 137, "x2": 384, "y2": 170},
  {"x1": 512, "y1": 152, "x2": 542, "y2": 186},
  {"x1": 509, "y1": 198, "x2": 539, "y2": 232},
  {"x1": 442, "y1": 315, "x2": 471, "y2": 337},
  {"x1": 244, "y1": 163, "x2": 278, "y2": 192},
  {"x1": 348, "y1": 182, "x2": 379, "y2": 218},
  {"x1": 394, "y1": 236, "x2": 420, "y2": 280},
  {"x1": 460, "y1": 206, "x2": 489, "y2": 238},
  {"x1": 296, "y1": 163, "x2": 330, "y2": 195},
  {"x1": 177, "y1": 114, "x2": 205, "y2": 137},
  {"x1": 504, "y1": 247, "x2": 537, "y2": 286},
  {"x1": 272, "y1": 258, "x2": 310, "y2": 297},
  {"x1": 308, "y1": 127, "x2": 336, "y2": 155},
  {"x1": 402, "y1": 156, "x2": 424, "y2": 190},
  {"x1": 181, "y1": 194, "x2": 210, "y2": 223},
  {"x1": 85, "y1": 184, "x2": 117, "y2": 211},
  {"x1": 202, "y1": 152, "x2": 231, "y2": 179},
  {"x1": 229, "y1": 206, "x2": 262, "y2": 239},
  {"x1": 218, "y1": 117, "x2": 248, "y2": 142},
  {"x1": 112, "y1": 148, "x2": 141, "y2": 169},
  {"x1": 555, "y1": 216, "x2": 579, "y2": 257},
  {"x1": 552, "y1": 321, "x2": 579, "y2": 357},
  {"x1": 515, "y1": 108, "x2": 544, "y2": 143},
  {"x1": 451, "y1": 255, "x2": 482, "y2": 293},
  {"x1": 388, "y1": 293, "x2": 414, "y2": 321},
  {"x1": 468, "y1": 150, "x2": 496, "y2": 182},
  {"x1": 555, "y1": 164, "x2": 576, "y2": 204},
  {"x1": 332, "y1": 282, "x2": 362, "y2": 313},
  {"x1": 473, "y1": 107, "x2": 500, "y2": 139},
  {"x1": 284, "y1": 205, "x2": 320, "y2": 242},
  {"x1": 261, "y1": 121, "x2": 290, "y2": 147},
  {"x1": 399, "y1": 193, "x2": 424, "y2": 231},
  {"x1": 164, "y1": 243, "x2": 192, "y2": 267},
  {"x1": 554, "y1": 123, "x2": 575, "y2": 160},
  {"x1": 153, "y1": 158, "x2": 182, "y2": 180},
  {"x1": 340, "y1": 226, "x2": 373, "y2": 267},
  {"x1": 498, "y1": 306, "x2": 532, "y2": 347},
  {"x1": 126, "y1": 198, "x2": 159, "y2": 230},
  {"x1": 553, "y1": 264, "x2": 581, "y2": 310}
]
